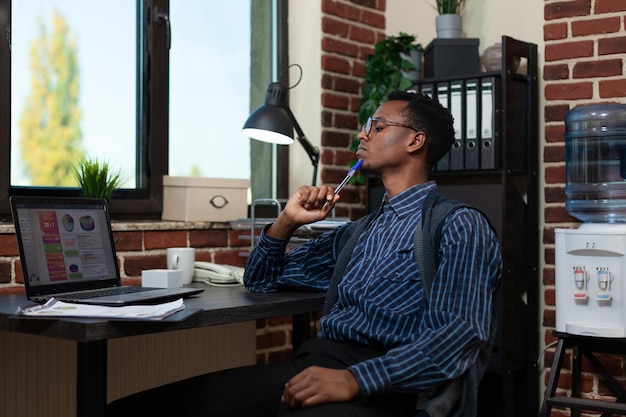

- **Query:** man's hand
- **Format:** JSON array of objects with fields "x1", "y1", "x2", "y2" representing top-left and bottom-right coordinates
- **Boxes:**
[
  {"x1": 267, "y1": 186, "x2": 339, "y2": 239},
  {"x1": 281, "y1": 366, "x2": 360, "y2": 409}
]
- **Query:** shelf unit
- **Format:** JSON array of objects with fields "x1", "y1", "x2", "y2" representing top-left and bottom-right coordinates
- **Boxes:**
[{"x1": 366, "y1": 35, "x2": 539, "y2": 417}]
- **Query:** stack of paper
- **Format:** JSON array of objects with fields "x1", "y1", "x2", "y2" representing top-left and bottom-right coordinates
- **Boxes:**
[{"x1": 17, "y1": 298, "x2": 185, "y2": 320}]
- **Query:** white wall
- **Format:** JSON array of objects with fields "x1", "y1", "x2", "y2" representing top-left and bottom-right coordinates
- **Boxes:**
[{"x1": 289, "y1": 0, "x2": 323, "y2": 192}]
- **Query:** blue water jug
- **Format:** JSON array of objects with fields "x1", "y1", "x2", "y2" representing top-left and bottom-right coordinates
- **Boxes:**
[{"x1": 565, "y1": 103, "x2": 626, "y2": 223}]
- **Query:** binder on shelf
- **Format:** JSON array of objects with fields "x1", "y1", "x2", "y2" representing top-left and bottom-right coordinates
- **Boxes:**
[
  {"x1": 480, "y1": 78, "x2": 496, "y2": 169},
  {"x1": 433, "y1": 83, "x2": 451, "y2": 171},
  {"x1": 464, "y1": 80, "x2": 479, "y2": 170},
  {"x1": 448, "y1": 82, "x2": 464, "y2": 171}
]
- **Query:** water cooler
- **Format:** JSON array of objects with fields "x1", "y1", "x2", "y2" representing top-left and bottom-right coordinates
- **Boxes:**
[{"x1": 555, "y1": 103, "x2": 626, "y2": 338}]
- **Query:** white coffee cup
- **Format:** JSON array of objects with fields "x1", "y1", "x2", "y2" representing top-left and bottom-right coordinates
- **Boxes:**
[{"x1": 166, "y1": 247, "x2": 195, "y2": 285}]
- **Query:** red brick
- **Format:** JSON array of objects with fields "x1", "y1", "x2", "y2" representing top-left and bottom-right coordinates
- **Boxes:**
[
  {"x1": 0, "y1": 234, "x2": 18, "y2": 256},
  {"x1": 0, "y1": 261, "x2": 10, "y2": 284},
  {"x1": 545, "y1": 124, "x2": 566, "y2": 142},
  {"x1": 573, "y1": 59, "x2": 623, "y2": 78},
  {"x1": 144, "y1": 230, "x2": 187, "y2": 250},
  {"x1": 124, "y1": 254, "x2": 166, "y2": 277},
  {"x1": 333, "y1": 76, "x2": 361, "y2": 94},
  {"x1": 545, "y1": 0, "x2": 591, "y2": 20},
  {"x1": 322, "y1": 56, "x2": 351, "y2": 75},
  {"x1": 360, "y1": 8, "x2": 385, "y2": 29},
  {"x1": 544, "y1": 308, "x2": 557, "y2": 328},
  {"x1": 543, "y1": 226, "x2": 558, "y2": 246},
  {"x1": 545, "y1": 185, "x2": 566, "y2": 204},
  {"x1": 545, "y1": 104, "x2": 571, "y2": 123},
  {"x1": 545, "y1": 164, "x2": 565, "y2": 184},
  {"x1": 322, "y1": 16, "x2": 350, "y2": 38},
  {"x1": 349, "y1": 25, "x2": 379, "y2": 46},
  {"x1": 595, "y1": 0, "x2": 626, "y2": 13},
  {"x1": 335, "y1": 149, "x2": 358, "y2": 165},
  {"x1": 599, "y1": 36, "x2": 626, "y2": 55},
  {"x1": 322, "y1": 92, "x2": 350, "y2": 110},
  {"x1": 545, "y1": 40, "x2": 594, "y2": 61},
  {"x1": 190, "y1": 229, "x2": 228, "y2": 248},
  {"x1": 0, "y1": 287, "x2": 25, "y2": 296},
  {"x1": 545, "y1": 81, "x2": 593, "y2": 100},
  {"x1": 112, "y1": 231, "x2": 143, "y2": 251},
  {"x1": 321, "y1": 130, "x2": 351, "y2": 148},
  {"x1": 213, "y1": 250, "x2": 248, "y2": 268},
  {"x1": 15, "y1": 260, "x2": 23, "y2": 284},
  {"x1": 545, "y1": 246, "x2": 555, "y2": 266},
  {"x1": 544, "y1": 267, "x2": 556, "y2": 286},
  {"x1": 544, "y1": 63, "x2": 570, "y2": 80},
  {"x1": 544, "y1": 144, "x2": 565, "y2": 162},
  {"x1": 334, "y1": 112, "x2": 358, "y2": 130},
  {"x1": 544, "y1": 22, "x2": 568, "y2": 41},
  {"x1": 571, "y1": 17, "x2": 621, "y2": 36},
  {"x1": 546, "y1": 205, "x2": 578, "y2": 223},
  {"x1": 229, "y1": 230, "x2": 251, "y2": 248},
  {"x1": 545, "y1": 288, "x2": 555, "y2": 306},
  {"x1": 322, "y1": 36, "x2": 359, "y2": 58},
  {"x1": 599, "y1": 78, "x2": 626, "y2": 98},
  {"x1": 322, "y1": 0, "x2": 362, "y2": 22}
]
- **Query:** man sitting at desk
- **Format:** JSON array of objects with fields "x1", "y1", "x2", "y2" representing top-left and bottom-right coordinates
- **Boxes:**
[{"x1": 106, "y1": 91, "x2": 502, "y2": 417}]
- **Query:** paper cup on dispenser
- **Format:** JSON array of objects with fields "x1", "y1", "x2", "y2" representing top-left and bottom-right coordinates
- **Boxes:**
[{"x1": 166, "y1": 247, "x2": 195, "y2": 285}]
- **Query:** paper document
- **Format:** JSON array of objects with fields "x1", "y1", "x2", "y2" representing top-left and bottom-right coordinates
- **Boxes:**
[{"x1": 17, "y1": 298, "x2": 185, "y2": 320}]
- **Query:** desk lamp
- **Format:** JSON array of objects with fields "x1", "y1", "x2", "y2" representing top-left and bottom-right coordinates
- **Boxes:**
[{"x1": 242, "y1": 72, "x2": 320, "y2": 186}]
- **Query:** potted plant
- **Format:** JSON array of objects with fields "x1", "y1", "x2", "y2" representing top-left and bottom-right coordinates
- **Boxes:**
[
  {"x1": 72, "y1": 156, "x2": 123, "y2": 199},
  {"x1": 350, "y1": 33, "x2": 422, "y2": 183},
  {"x1": 434, "y1": 0, "x2": 465, "y2": 38}
]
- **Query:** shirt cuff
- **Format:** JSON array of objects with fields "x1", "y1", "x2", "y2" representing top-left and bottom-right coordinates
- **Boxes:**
[
  {"x1": 349, "y1": 357, "x2": 391, "y2": 397},
  {"x1": 254, "y1": 223, "x2": 290, "y2": 256}
]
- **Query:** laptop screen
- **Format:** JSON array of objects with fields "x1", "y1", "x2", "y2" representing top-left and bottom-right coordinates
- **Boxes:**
[{"x1": 11, "y1": 196, "x2": 121, "y2": 297}]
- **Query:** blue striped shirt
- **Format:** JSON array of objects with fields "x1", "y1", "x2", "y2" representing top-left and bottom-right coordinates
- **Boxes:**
[{"x1": 244, "y1": 181, "x2": 502, "y2": 397}]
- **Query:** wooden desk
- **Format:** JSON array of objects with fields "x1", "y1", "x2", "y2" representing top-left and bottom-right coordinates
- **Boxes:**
[
  {"x1": 540, "y1": 331, "x2": 626, "y2": 417},
  {"x1": 0, "y1": 285, "x2": 325, "y2": 417}
]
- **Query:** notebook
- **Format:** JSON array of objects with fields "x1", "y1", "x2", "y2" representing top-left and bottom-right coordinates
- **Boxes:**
[{"x1": 10, "y1": 196, "x2": 203, "y2": 306}]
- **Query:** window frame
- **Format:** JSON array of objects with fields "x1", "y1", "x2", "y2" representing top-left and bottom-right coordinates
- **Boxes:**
[
  {"x1": 0, "y1": 0, "x2": 288, "y2": 220},
  {"x1": 0, "y1": 0, "x2": 169, "y2": 220}
]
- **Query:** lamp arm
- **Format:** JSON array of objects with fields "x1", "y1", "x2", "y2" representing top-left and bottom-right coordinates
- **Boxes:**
[{"x1": 285, "y1": 106, "x2": 320, "y2": 185}]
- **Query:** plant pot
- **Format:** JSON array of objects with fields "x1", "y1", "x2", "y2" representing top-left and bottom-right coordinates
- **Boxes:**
[
  {"x1": 436, "y1": 14, "x2": 462, "y2": 39},
  {"x1": 400, "y1": 50, "x2": 423, "y2": 83}
]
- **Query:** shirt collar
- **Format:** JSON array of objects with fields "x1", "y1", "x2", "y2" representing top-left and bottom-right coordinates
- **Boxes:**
[{"x1": 382, "y1": 181, "x2": 437, "y2": 219}]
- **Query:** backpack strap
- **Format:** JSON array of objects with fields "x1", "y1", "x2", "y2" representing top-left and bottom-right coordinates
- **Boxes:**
[{"x1": 414, "y1": 189, "x2": 469, "y2": 306}]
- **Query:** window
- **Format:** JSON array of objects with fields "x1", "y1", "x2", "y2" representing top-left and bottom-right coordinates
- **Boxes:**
[{"x1": 0, "y1": 0, "x2": 284, "y2": 219}]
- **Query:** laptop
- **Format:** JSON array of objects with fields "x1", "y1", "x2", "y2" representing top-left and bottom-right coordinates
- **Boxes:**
[{"x1": 10, "y1": 196, "x2": 203, "y2": 306}]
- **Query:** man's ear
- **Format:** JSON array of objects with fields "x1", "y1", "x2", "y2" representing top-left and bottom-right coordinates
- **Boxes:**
[{"x1": 408, "y1": 131, "x2": 426, "y2": 152}]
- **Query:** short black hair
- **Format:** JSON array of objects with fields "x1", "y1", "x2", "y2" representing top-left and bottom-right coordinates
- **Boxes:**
[{"x1": 386, "y1": 90, "x2": 455, "y2": 170}]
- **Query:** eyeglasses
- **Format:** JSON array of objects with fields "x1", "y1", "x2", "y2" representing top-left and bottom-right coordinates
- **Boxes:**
[{"x1": 361, "y1": 116, "x2": 418, "y2": 136}]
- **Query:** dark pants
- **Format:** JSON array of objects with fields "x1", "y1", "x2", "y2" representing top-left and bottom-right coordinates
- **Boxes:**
[{"x1": 105, "y1": 338, "x2": 419, "y2": 417}]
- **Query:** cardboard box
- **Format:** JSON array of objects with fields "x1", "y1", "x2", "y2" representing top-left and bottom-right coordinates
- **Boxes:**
[
  {"x1": 424, "y1": 38, "x2": 480, "y2": 78},
  {"x1": 162, "y1": 176, "x2": 250, "y2": 222}
]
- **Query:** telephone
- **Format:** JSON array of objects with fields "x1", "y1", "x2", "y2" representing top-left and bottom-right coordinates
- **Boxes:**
[{"x1": 193, "y1": 262, "x2": 245, "y2": 286}]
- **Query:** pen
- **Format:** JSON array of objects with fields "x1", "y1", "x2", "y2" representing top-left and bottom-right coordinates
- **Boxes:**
[{"x1": 323, "y1": 159, "x2": 363, "y2": 208}]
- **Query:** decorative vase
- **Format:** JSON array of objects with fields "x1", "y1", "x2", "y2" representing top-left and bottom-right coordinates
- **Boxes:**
[
  {"x1": 400, "y1": 50, "x2": 423, "y2": 83},
  {"x1": 482, "y1": 42, "x2": 521, "y2": 72},
  {"x1": 435, "y1": 14, "x2": 462, "y2": 39}
]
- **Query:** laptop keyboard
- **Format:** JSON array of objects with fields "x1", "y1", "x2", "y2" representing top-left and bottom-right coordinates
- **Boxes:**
[{"x1": 66, "y1": 286, "x2": 153, "y2": 299}]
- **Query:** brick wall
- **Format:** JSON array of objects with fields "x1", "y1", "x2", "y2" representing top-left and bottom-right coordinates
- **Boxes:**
[
  {"x1": 319, "y1": 0, "x2": 385, "y2": 220},
  {"x1": 543, "y1": 0, "x2": 626, "y2": 411}
]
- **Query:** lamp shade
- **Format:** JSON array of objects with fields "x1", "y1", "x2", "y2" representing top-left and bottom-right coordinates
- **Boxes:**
[{"x1": 242, "y1": 82, "x2": 294, "y2": 145}]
